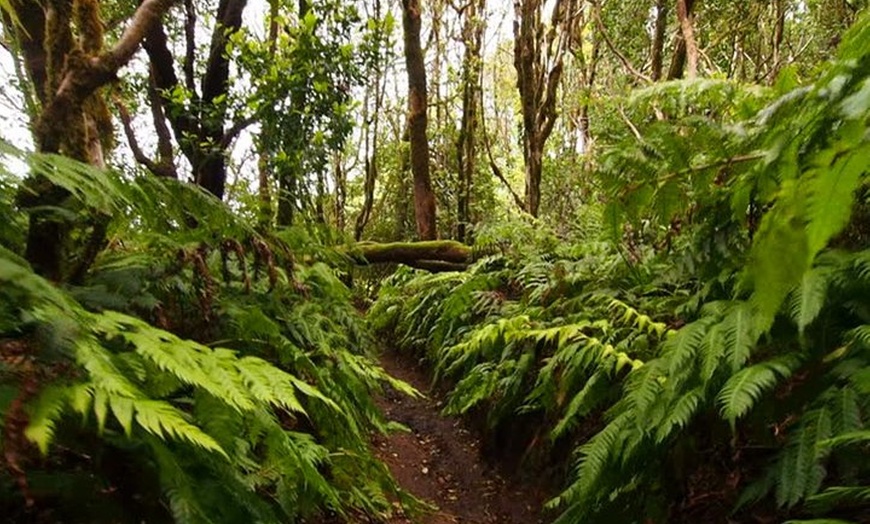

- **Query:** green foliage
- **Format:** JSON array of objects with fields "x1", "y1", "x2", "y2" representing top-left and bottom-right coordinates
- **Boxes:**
[
  {"x1": 0, "y1": 145, "x2": 408, "y2": 522},
  {"x1": 370, "y1": 11, "x2": 870, "y2": 524}
]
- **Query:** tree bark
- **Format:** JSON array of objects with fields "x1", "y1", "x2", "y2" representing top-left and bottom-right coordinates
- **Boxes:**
[
  {"x1": 456, "y1": 0, "x2": 485, "y2": 242},
  {"x1": 651, "y1": 0, "x2": 667, "y2": 81},
  {"x1": 16, "y1": 0, "x2": 175, "y2": 280},
  {"x1": 514, "y1": 0, "x2": 575, "y2": 217},
  {"x1": 673, "y1": 0, "x2": 698, "y2": 79},
  {"x1": 401, "y1": 0, "x2": 437, "y2": 240}
]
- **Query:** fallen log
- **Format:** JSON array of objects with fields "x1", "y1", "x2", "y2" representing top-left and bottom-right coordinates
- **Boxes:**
[{"x1": 348, "y1": 240, "x2": 472, "y2": 271}]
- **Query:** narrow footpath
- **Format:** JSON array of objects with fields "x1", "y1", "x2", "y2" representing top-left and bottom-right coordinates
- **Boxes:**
[{"x1": 373, "y1": 351, "x2": 549, "y2": 524}]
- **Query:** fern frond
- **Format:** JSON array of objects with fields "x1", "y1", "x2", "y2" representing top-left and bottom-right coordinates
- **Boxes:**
[
  {"x1": 807, "y1": 485, "x2": 870, "y2": 513},
  {"x1": 24, "y1": 384, "x2": 77, "y2": 455},
  {"x1": 788, "y1": 267, "x2": 832, "y2": 333},
  {"x1": 718, "y1": 355, "x2": 801, "y2": 427},
  {"x1": 818, "y1": 429, "x2": 870, "y2": 450},
  {"x1": 655, "y1": 386, "x2": 704, "y2": 443},
  {"x1": 133, "y1": 399, "x2": 227, "y2": 457},
  {"x1": 92, "y1": 312, "x2": 255, "y2": 412},
  {"x1": 551, "y1": 371, "x2": 607, "y2": 440},
  {"x1": 721, "y1": 302, "x2": 759, "y2": 372},
  {"x1": 775, "y1": 407, "x2": 833, "y2": 508},
  {"x1": 148, "y1": 438, "x2": 215, "y2": 524}
]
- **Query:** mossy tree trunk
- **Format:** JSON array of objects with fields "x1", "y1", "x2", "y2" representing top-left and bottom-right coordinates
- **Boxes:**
[
  {"x1": 11, "y1": 0, "x2": 175, "y2": 281},
  {"x1": 349, "y1": 240, "x2": 472, "y2": 271}
]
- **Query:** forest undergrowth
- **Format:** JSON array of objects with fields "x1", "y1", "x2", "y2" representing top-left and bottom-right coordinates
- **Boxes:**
[
  {"x1": 0, "y1": 5, "x2": 868, "y2": 524},
  {"x1": 369, "y1": 14, "x2": 870, "y2": 524},
  {"x1": 0, "y1": 147, "x2": 421, "y2": 522}
]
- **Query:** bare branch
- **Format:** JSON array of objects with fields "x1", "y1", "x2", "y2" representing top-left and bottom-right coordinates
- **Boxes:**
[
  {"x1": 479, "y1": 84, "x2": 526, "y2": 213},
  {"x1": 592, "y1": 5, "x2": 652, "y2": 84},
  {"x1": 114, "y1": 97, "x2": 175, "y2": 178},
  {"x1": 617, "y1": 105, "x2": 643, "y2": 141},
  {"x1": 220, "y1": 116, "x2": 257, "y2": 148}
]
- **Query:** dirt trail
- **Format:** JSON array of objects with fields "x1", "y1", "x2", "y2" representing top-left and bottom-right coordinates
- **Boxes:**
[{"x1": 373, "y1": 351, "x2": 549, "y2": 524}]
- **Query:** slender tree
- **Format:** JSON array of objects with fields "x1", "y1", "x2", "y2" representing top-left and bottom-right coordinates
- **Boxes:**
[
  {"x1": 676, "y1": 0, "x2": 699, "y2": 79},
  {"x1": 455, "y1": 0, "x2": 486, "y2": 242},
  {"x1": 401, "y1": 0, "x2": 437, "y2": 239},
  {"x1": 667, "y1": 0, "x2": 696, "y2": 79},
  {"x1": 651, "y1": 0, "x2": 668, "y2": 81},
  {"x1": 514, "y1": 0, "x2": 578, "y2": 217}
]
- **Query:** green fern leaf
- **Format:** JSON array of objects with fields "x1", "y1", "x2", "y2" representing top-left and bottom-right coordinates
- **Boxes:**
[
  {"x1": 722, "y1": 303, "x2": 759, "y2": 373},
  {"x1": 235, "y1": 356, "x2": 307, "y2": 414},
  {"x1": 718, "y1": 355, "x2": 800, "y2": 427},
  {"x1": 700, "y1": 322, "x2": 726, "y2": 381},
  {"x1": 807, "y1": 485, "x2": 870, "y2": 513},
  {"x1": 749, "y1": 189, "x2": 811, "y2": 332},
  {"x1": 110, "y1": 396, "x2": 135, "y2": 437},
  {"x1": 24, "y1": 385, "x2": 75, "y2": 455},
  {"x1": 148, "y1": 438, "x2": 215, "y2": 524},
  {"x1": 788, "y1": 267, "x2": 831, "y2": 333},
  {"x1": 805, "y1": 147, "x2": 868, "y2": 257},
  {"x1": 818, "y1": 429, "x2": 870, "y2": 450},
  {"x1": 134, "y1": 399, "x2": 227, "y2": 457},
  {"x1": 551, "y1": 371, "x2": 606, "y2": 440},
  {"x1": 655, "y1": 386, "x2": 704, "y2": 443},
  {"x1": 667, "y1": 317, "x2": 716, "y2": 380},
  {"x1": 775, "y1": 407, "x2": 832, "y2": 507}
]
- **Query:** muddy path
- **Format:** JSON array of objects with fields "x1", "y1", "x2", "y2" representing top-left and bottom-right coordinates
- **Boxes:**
[{"x1": 373, "y1": 351, "x2": 550, "y2": 524}]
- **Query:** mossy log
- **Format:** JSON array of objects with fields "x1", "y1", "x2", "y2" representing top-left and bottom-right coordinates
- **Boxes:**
[{"x1": 349, "y1": 240, "x2": 472, "y2": 271}]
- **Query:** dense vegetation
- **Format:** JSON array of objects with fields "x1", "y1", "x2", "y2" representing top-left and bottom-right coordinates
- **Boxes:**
[
  {"x1": 0, "y1": 145, "x2": 418, "y2": 521},
  {"x1": 1, "y1": 0, "x2": 868, "y2": 523},
  {"x1": 370, "y1": 15, "x2": 870, "y2": 524}
]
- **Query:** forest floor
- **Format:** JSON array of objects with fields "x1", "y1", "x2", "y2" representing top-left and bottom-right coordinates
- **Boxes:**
[{"x1": 372, "y1": 350, "x2": 549, "y2": 524}]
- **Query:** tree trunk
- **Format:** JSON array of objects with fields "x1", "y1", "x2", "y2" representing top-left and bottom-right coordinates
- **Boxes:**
[
  {"x1": 673, "y1": 0, "x2": 698, "y2": 79},
  {"x1": 15, "y1": 0, "x2": 175, "y2": 280},
  {"x1": 401, "y1": 0, "x2": 437, "y2": 240},
  {"x1": 770, "y1": 0, "x2": 785, "y2": 83},
  {"x1": 456, "y1": 0, "x2": 486, "y2": 242},
  {"x1": 333, "y1": 152, "x2": 346, "y2": 231},
  {"x1": 651, "y1": 0, "x2": 667, "y2": 81},
  {"x1": 257, "y1": 148, "x2": 273, "y2": 226},
  {"x1": 514, "y1": 0, "x2": 573, "y2": 217},
  {"x1": 142, "y1": 0, "x2": 248, "y2": 201}
]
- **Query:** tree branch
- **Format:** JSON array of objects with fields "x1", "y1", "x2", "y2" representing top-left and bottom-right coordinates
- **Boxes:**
[
  {"x1": 183, "y1": 0, "x2": 197, "y2": 92},
  {"x1": 37, "y1": 0, "x2": 177, "y2": 153},
  {"x1": 114, "y1": 97, "x2": 175, "y2": 178},
  {"x1": 219, "y1": 115, "x2": 257, "y2": 148},
  {"x1": 146, "y1": 72, "x2": 177, "y2": 176},
  {"x1": 143, "y1": 18, "x2": 200, "y2": 164},
  {"x1": 592, "y1": 5, "x2": 652, "y2": 84},
  {"x1": 479, "y1": 80, "x2": 526, "y2": 213}
]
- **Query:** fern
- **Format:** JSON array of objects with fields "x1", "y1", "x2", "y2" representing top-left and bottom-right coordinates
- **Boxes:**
[
  {"x1": 718, "y1": 354, "x2": 801, "y2": 427},
  {"x1": 775, "y1": 408, "x2": 833, "y2": 508},
  {"x1": 788, "y1": 267, "x2": 833, "y2": 334}
]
